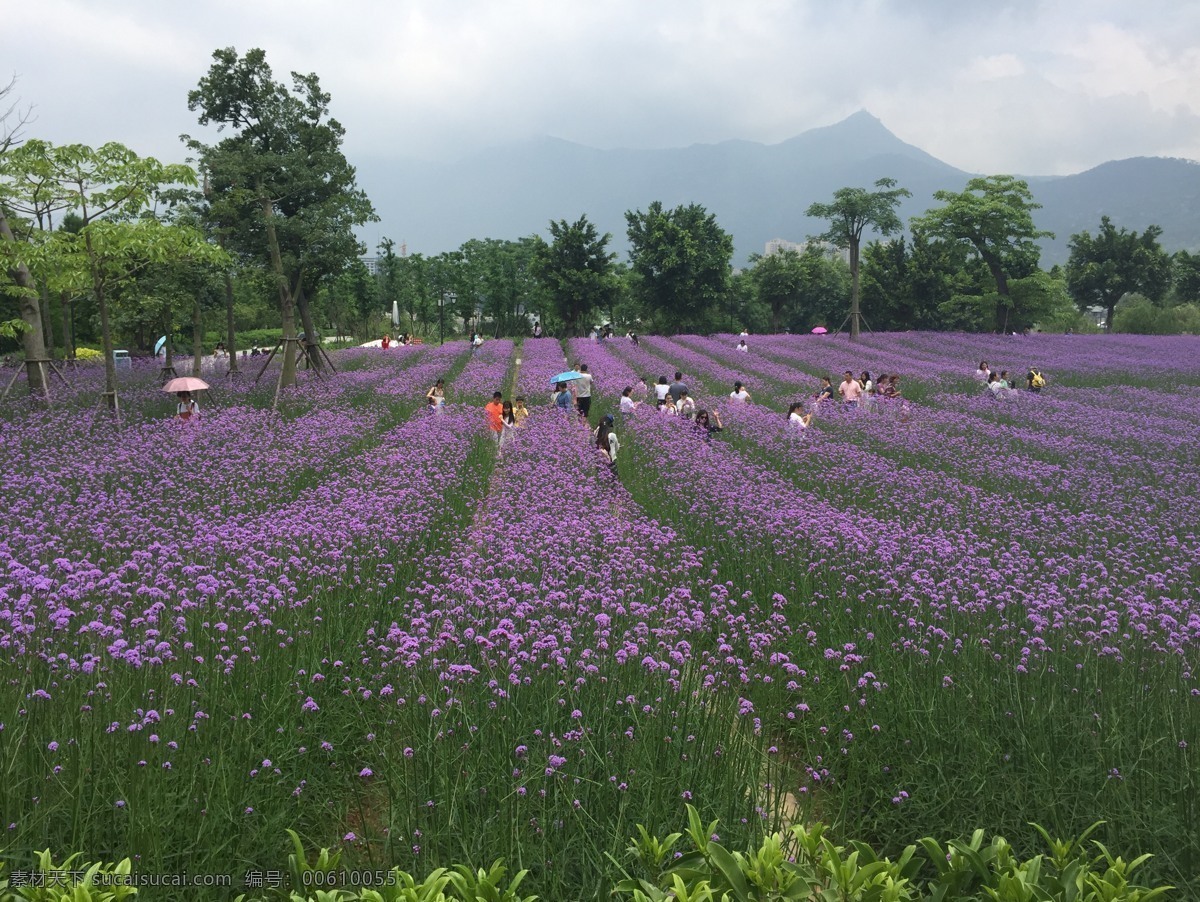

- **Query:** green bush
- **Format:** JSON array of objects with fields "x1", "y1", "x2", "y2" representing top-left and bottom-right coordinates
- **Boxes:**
[
  {"x1": 612, "y1": 806, "x2": 1173, "y2": 902},
  {"x1": 1, "y1": 816, "x2": 1173, "y2": 901}
]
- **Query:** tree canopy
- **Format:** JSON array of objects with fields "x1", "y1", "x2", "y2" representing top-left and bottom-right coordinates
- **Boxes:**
[
  {"x1": 1065, "y1": 216, "x2": 1171, "y2": 331},
  {"x1": 806, "y1": 177, "x2": 910, "y2": 339},
  {"x1": 625, "y1": 201, "x2": 732, "y2": 334},
  {"x1": 2, "y1": 140, "x2": 226, "y2": 405},
  {"x1": 185, "y1": 46, "x2": 376, "y2": 386},
  {"x1": 530, "y1": 216, "x2": 617, "y2": 337},
  {"x1": 911, "y1": 175, "x2": 1052, "y2": 333}
]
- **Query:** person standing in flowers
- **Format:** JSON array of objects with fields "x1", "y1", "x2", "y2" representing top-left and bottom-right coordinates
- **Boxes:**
[
  {"x1": 668, "y1": 371, "x2": 690, "y2": 405},
  {"x1": 729, "y1": 381, "x2": 751, "y2": 403},
  {"x1": 485, "y1": 392, "x2": 504, "y2": 443},
  {"x1": 839, "y1": 371, "x2": 863, "y2": 407},
  {"x1": 788, "y1": 402, "x2": 813, "y2": 429},
  {"x1": 693, "y1": 408, "x2": 722, "y2": 441},
  {"x1": 593, "y1": 414, "x2": 620, "y2": 470},
  {"x1": 513, "y1": 396, "x2": 529, "y2": 427},
  {"x1": 499, "y1": 401, "x2": 517, "y2": 450},
  {"x1": 554, "y1": 382, "x2": 574, "y2": 413},
  {"x1": 176, "y1": 391, "x2": 200, "y2": 421},
  {"x1": 654, "y1": 377, "x2": 670, "y2": 409},
  {"x1": 676, "y1": 389, "x2": 696, "y2": 419},
  {"x1": 620, "y1": 386, "x2": 640, "y2": 414},
  {"x1": 573, "y1": 364, "x2": 594, "y2": 420},
  {"x1": 426, "y1": 379, "x2": 446, "y2": 411},
  {"x1": 814, "y1": 376, "x2": 835, "y2": 404}
]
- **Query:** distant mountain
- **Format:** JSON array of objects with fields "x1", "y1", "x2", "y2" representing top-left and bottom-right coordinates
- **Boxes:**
[{"x1": 355, "y1": 112, "x2": 1200, "y2": 267}]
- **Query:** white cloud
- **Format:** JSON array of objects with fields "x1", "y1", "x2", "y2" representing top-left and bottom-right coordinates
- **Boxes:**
[{"x1": 2, "y1": 0, "x2": 1198, "y2": 175}]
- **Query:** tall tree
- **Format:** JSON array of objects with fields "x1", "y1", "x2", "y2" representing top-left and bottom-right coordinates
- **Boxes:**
[
  {"x1": 747, "y1": 248, "x2": 805, "y2": 333},
  {"x1": 746, "y1": 245, "x2": 849, "y2": 333},
  {"x1": 531, "y1": 216, "x2": 618, "y2": 336},
  {"x1": 0, "y1": 77, "x2": 52, "y2": 398},
  {"x1": 860, "y1": 232, "x2": 971, "y2": 331},
  {"x1": 185, "y1": 47, "x2": 376, "y2": 388},
  {"x1": 1172, "y1": 250, "x2": 1200, "y2": 304},
  {"x1": 911, "y1": 175, "x2": 1052, "y2": 333},
  {"x1": 806, "y1": 177, "x2": 910, "y2": 340},
  {"x1": 625, "y1": 201, "x2": 732, "y2": 334},
  {"x1": 1065, "y1": 216, "x2": 1171, "y2": 331},
  {"x1": 10, "y1": 142, "x2": 226, "y2": 408}
]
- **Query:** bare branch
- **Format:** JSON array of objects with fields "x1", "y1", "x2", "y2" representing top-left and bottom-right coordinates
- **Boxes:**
[{"x1": 0, "y1": 74, "x2": 36, "y2": 154}]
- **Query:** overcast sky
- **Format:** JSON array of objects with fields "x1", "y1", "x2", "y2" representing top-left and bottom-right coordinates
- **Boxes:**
[{"x1": 5, "y1": 0, "x2": 1200, "y2": 176}]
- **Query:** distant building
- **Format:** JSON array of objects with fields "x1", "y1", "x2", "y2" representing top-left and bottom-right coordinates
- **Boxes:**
[
  {"x1": 764, "y1": 238, "x2": 805, "y2": 256},
  {"x1": 361, "y1": 256, "x2": 380, "y2": 276},
  {"x1": 764, "y1": 238, "x2": 849, "y2": 263}
]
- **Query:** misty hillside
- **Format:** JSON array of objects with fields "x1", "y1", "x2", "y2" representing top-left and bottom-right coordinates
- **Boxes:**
[{"x1": 355, "y1": 111, "x2": 1200, "y2": 267}]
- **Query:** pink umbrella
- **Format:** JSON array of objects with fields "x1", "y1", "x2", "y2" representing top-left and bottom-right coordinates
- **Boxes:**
[
  {"x1": 811, "y1": 326, "x2": 828, "y2": 335},
  {"x1": 162, "y1": 376, "x2": 210, "y2": 393}
]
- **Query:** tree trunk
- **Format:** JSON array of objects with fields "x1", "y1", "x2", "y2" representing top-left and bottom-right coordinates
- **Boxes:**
[
  {"x1": 84, "y1": 230, "x2": 118, "y2": 408},
  {"x1": 40, "y1": 283, "x2": 57, "y2": 359},
  {"x1": 162, "y1": 310, "x2": 174, "y2": 373},
  {"x1": 977, "y1": 247, "x2": 1011, "y2": 334},
  {"x1": 260, "y1": 193, "x2": 298, "y2": 388},
  {"x1": 192, "y1": 296, "x2": 203, "y2": 376},
  {"x1": 0, "y1": 209, "x2": 50, "y2": 399},
  {"x1": 849, "y1": 239, "x2": 861, "y2": 341},
  {"x1": 224, "y1": 270, "x2": 238, "y2": 374},
  {"x1": 295, "y1": 281, "x2": 323, "y2": 372},
  {"x1": 60, "y1": 292, "x2": 75, "y2": 361},
  {"x1": 770, "y1": 299, "x2": 782, "y2": 334}
]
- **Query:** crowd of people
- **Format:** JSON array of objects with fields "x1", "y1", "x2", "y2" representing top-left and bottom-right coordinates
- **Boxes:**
[
  {"x1": 380, "y1": 333, "x2": 418, "y2": 349},
  {"x1": 975, "y1": 361, "x2": 1046, "y2": 396}
]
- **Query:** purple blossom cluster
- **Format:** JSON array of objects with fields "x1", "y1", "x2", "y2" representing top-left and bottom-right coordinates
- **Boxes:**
[
  {"x1": 449, "y1": 339, "x2": 516, "y2": 403},
  {"x1": 516, "y1": 338, "x2": 572, "y2": 402},
  {"x1": 1, "y1": 331, "x2": 1198, "y2": 892}
]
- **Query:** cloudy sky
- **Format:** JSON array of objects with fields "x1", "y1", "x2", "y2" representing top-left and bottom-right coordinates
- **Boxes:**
[{"x1": 5, "y1": 0, "x2": 1200, "y2": 176}]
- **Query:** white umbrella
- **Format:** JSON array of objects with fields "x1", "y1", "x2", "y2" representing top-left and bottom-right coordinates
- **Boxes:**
[{"x1": 391, "y1": 300, "x2": 400, "y2": 327}]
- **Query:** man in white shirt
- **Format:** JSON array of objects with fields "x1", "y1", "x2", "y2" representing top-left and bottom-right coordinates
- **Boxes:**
[{"x1": 573, "y1": 364, "x2": 594, "y2": 418}]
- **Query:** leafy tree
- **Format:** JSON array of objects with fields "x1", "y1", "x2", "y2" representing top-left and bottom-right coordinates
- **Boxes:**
[
  {"x1": 530, "y1": 215, "x2": 618, "y2": 336},
  {"x1": 806, "y1": 177, "x2": 910, "y2": 339},
  {"x1": 376, "y1": 237, "x2": 402, "y2": 333},
  {"x1": 912, "y1": 175, "x2": 1052, "y2": 333},
  {"x1": 746, "y1": 245, "x2": 849, "y2": 333},
  {"x1": 185, "y1": 46, "x2": 376, "y2": 387},
  {"x1": 746, "y1": 248, "x2": 805, "y2": 333},
  {"x1": 1065, "y1": 216, "x2": 1171, "y2": 331},
  {"x1": 860, "y1": 232, "x2": 974, "y2": 331},
  {"x1": 0, "y1": 79, "x2": 53, "y2": 397},
  {"x1": 625, "y1": 201, "x2": 733, "y2": 334},
  {"x1": 7, "y1": 142, "x2": 226, "y2": 407},
  {"x1": 1169, "y1": 250, "x2": 1200, "y2": 305},
  {"x1": 458, "y1": 238, "x2": 542, "y2": 338}
]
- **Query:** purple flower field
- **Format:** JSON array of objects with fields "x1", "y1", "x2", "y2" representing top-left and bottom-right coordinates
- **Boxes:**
[{"x1": 0, "y1": 333, "x2": 1197, "y2": 895}]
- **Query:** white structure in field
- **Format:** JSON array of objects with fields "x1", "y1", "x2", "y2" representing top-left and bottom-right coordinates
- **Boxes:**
[{"x1": 764, "y1": 238, "x2": 849, "y2": 263}]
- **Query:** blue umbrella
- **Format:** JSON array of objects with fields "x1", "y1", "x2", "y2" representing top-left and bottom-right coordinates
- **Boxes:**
[
  {"x1": 154, "y1": 335, "x2": 168, "y2": 355},
  {"x1": 549, "y1": 370, "x2": 585, "y2": 385}
]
